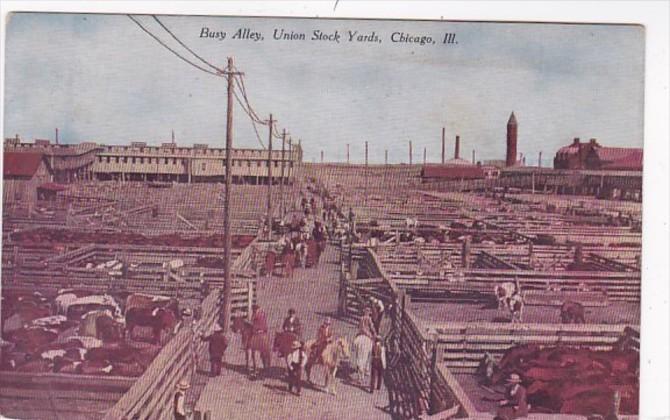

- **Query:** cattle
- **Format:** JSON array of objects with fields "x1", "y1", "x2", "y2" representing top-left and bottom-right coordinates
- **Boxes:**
[
  {"x1": 125, "y1": 293, "x2": 179, "y2": 317},
  {"x1": 3, "y1": 305, "x2": 52, "y2": 335},
  {"x1": 65, "y1": 295, "x2": 122, "y2": 320},
  {"x1": 494, "y1": 282, "x2": 517, "y2": 310},
  {"x1": 509, "y1": 293, "x2": 524, "y2": 323},
  {"x1": 125, "y1": 307, "x2": 178, "y2": 344},
  {"x1": 560, "y1": 301, "x2": 586, "y2": 324},
  {"x1": 7, "y1": 327, "x2": 58, "y2": 353},
  {"x1": 79, "y1": 360, "x2": 113, "y2": 375},
  {"x1": 112, "y1": 361, "x2": 144, "y2": 377}
]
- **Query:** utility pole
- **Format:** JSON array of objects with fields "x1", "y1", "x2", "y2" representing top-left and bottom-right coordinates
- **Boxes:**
[
  {"x1": 221, "y1": 57, "x2": 241, "y2": 333},
  {"x1": 346, "y1": 143, "x2": 350, "y2": 164},
  {"x1": 441, "y1": 127, "x2": 445, "y2": 164},
  {"x1": 472, "y1": 149, "x2": 476, "y2": 164},
  {"x1": 365, "y1": 141, "x2": 368, "y2": 166},
  {"x1": 279, "y1": 129, "x2": 287, "y2": 219},
  {"x1": 409, "y1": 141, "x2": 413, "y2": 165},
  {"x1": 266, "y1": 114, "x2": 274, "y2": 240}
]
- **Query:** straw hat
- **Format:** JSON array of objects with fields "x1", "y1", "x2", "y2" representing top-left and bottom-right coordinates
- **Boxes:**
[
  {"x1": 212, "y1": 323, "x2": 223, "y2": 332},
  {"x1": 506, "y1": 373, "x2": 522, "y2": 384},
  {"x1": 177, "y1": 380, "x2": 190, "y2": 390}
]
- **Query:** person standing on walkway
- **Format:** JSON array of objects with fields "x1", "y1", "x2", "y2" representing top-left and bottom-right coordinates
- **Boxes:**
[
  {"x1": 200, "y1": 323, "x2": 228, "y2": 377},
  {"x1": 495, "y1": 373, "x2": 529, "y2": 420},
  {"x1": 313, "y1": 317, "x2": 334, "y2": 363},
  {"x1": 370, "y1": 335, "x2": 386, "y2": 393},
  {"x1": 173, "y1": 380, "x2": 189, "y2": 420},
  {"x1": 252, "y1": 304, "x2": 269, "y2": 335},
  {"x1": 287, "y1": 340, "x2": 307, "y2": 395},
  {"x1": 358, "y1": 307, "x2": 376, "y2": 339}
]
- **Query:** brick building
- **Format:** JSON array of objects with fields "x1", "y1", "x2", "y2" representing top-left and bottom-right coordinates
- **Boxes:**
[{"x1": 554, "y1": 138, "x2": 642, "y2": 171}]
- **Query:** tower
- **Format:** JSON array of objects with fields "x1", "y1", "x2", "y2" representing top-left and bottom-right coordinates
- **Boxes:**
[{"x1": 506, "y1": 112, "x2": 517, "y2": 167}]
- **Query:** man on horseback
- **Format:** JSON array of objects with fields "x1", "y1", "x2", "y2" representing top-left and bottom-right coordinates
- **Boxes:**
[
  {"x1": 312, "y1": 317, "x2": 334, "y2": 364},
  {"x1": 252, "y1": 304, "x2": 268, "y2": 335},
  {"x1": 282, "y1": 308, "x2": 302, "y2": 339}
]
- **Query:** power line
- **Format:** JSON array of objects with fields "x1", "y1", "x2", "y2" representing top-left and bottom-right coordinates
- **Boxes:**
[
  {"x1": 127, "y1": 15, "x2": 221, "y2": 78},
  {"x1": 152, "y1": 16, "x2": 223, "y2": 73}
]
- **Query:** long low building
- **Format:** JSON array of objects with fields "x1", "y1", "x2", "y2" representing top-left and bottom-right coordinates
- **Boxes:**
[
  {"x1": 93, "y1": 142, "x2": 302, "y2": 183},
  {"x1": 4, "y1": 138, "x2": 303, "y2": 184}
]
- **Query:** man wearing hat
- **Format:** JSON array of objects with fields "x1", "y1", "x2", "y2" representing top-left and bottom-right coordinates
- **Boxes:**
[
  {"x1": 358, "y1": 307, "x2": 376, "y2": 340},
  {"x1": 370, "y1": 335, "x2": 386, "y2": 393},
  {"x1": 282, "y1": 308, "x2": 302, "y2": 339},
  {"x1": 313, "y1": 317, "x2": 334, "y2": 363},
  {"x1": 251, "y1": 304, "x2": 268, "y2": 335},
  {"x1": 200, "y1": 323, "x2": 228, "y2": 377},
  {"x1": 173, "y1": 380, "x2": 190, "y2": 420},
  {"x1": 286, "y1": 340, "x2": 307, "y2": 395},
  {"x1": 495, "y1": 373, "x2": 529, "y2": 420}
]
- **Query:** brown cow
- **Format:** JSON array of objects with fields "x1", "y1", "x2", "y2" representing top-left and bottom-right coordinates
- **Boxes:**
[
  {"x1": 560, "y1": 301, "x2": 586, "y2": 324},
  {"x1": 125, "y1": 293, "x2": 178, "y2": 316},
  {"x1": 125, "y1": 307, "x2": 178, "y2": 344},
  {"x1": 8, "y1": 327, "x2": 58, "y2": 353}
]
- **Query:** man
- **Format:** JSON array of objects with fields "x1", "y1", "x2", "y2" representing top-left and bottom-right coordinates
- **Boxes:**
[
  {"x1": 251, "y1": 304, "x2": 268, "y2": 335},
  {"x1": 200, "y1": 323, "x2": 228, "y2": 377},
  {"x1": 358, "y1": 307, "x2": 376, "y2": 339},
  {"x1": 286, "y1": 340, "x2": 307, "y2": 395},
  {"x1": 495, "y1": 373, "x2": 529, "y2": 420},
  {"x1": 282, "y1": 308, "x2": 302, "y2": 339},
  {"x1": 313, "y1": 317, "x2": 334, "y2": 363},
  {"x1": 370, "y1": 335, "x2": 386, "y2": 393},
  {"x1": 370, "y1": 297, "x2": 385, "y2": 333},
  {"x1": 173, "y1": 380, "x2": 189, "y2": 420}
]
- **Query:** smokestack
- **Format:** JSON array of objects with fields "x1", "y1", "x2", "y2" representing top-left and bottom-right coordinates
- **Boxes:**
[
  {"x1": 385, "y1": 149, "x2": 388, "y2": 165},
  {"x1": 423, "y1": 147, "x2": 427, "y2": 165},
  {"x1": 409, "y1": 141, "x2": 413, "y2": 165},
  {"x1": 365, "y1": 141, "x2": 368, "y2": 166},
  {"x1": 346, "y1": 144, "x2": 350, "y2": 164},
  {"x1": 441, "y1": 127, "x2": 446, "y2": 164},
  {"x1": 171, "y1": 130, "x2": 175, "y2": 144},
  {"x1": 55, "y1": 128, "x2": 59, "y2": 145},
  {"x1": 454, "y1": 135, "x2": 460, "y2": 160},
  {"x1": 538, "y1": 151, "x2": 542, "y2": 168},
  {"x1": 320, "y1": 150, "x2": 324, "y2": 163},
  {"x1": 506, "y1": 112, "x2": 518, "y2": 167},
  {"x1": 472, "y1": 149, "x2": 476, "y2": 164}
]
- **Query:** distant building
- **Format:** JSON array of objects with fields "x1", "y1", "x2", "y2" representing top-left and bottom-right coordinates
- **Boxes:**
[
  {"x1": 4, "y1": 137, "x2": 101, "y2": 182},
  {"x1": 553, "y1": 138, "x2": 642, "y2": 171},
  {"x1": 3, "y1": 152, "x2": 54, "y2": 205}
]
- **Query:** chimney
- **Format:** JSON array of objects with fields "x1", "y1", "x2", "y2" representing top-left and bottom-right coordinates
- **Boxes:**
[
  {"x1": 171, "y1": 130, "x2": 175, "y2": 144},
  {"x1": 506, "y1": 112, "x2": 517, "y2": 167},
  {"x1": 538, "y1": 151, "x2": 543, "y2": 168},
  {"x1": 441, "y1": 127, "x2": 445, "y2": 164},
  {"x1": 589, "y1": 138, "x2": 598, "y2": 145},
  {"x1": 454, "y1": 135, "x2": 460, "y2": 160},
  {"x1": 573, "y1": 137, "x2": 580, "y2": 145},
  {"x1": 55, "y1": 128, "x2": 59, "y2": 145},
  {"x1": 472, "y1": 149, "x2": 476, "y2": 164}
]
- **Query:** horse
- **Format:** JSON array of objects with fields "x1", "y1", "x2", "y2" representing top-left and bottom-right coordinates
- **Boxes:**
[
  {"x1": 273, "y1": 331, "x2": 299, "y2": 359},
  {"x1": 560, "y1": 301, "x2": 586, "y2": 324},
  {"x1": 305, "y1": 337, "x2": 350, "y2": 395},
  {"x1": 351, "y1": 334, "x2": 373, "y2": 384},
  {"x1": 231, "y1": 316, "x2": 272, "y2": 377},
  {"x1": 494, "y1": 281, "x2": 518, "y2": 310}
]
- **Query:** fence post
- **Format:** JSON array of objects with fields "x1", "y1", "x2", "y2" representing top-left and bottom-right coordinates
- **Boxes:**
[{"x1": 429, "y1": 345, "x2": 438, "y2": 415}]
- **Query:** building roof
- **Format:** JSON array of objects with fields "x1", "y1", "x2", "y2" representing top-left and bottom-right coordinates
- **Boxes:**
[
  {"x1": 594, "y1": 147, "x2": 643, "y2": 171},
  {"x1": 3, "y1": 152, "x2": 47, "y2": 177},
  {"x1": 442, "y1": 158, "x2": 473, "y2": 166},
  {"x1": 507, "y1": 112, "x2": 517, "y2": 125},
  {"x1": 421, "y1": 164, "x2": 485, "y2": 179},
  {"x1": 38, "y1": 182, "x2": 68, "y2": 192}
]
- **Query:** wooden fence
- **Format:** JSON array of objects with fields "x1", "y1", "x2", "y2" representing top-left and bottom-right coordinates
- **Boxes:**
[
  {"x1": 338, "y1": 242, "x2": 476, "y2": 419},
  {"x1": 422, "y1": 320, "x2": 637, "y2": 373}
]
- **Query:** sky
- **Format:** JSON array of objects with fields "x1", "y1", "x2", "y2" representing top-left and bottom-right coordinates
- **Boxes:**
[{"x1": 3, "y1": 13, "x2": 645, "y2": 164}]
